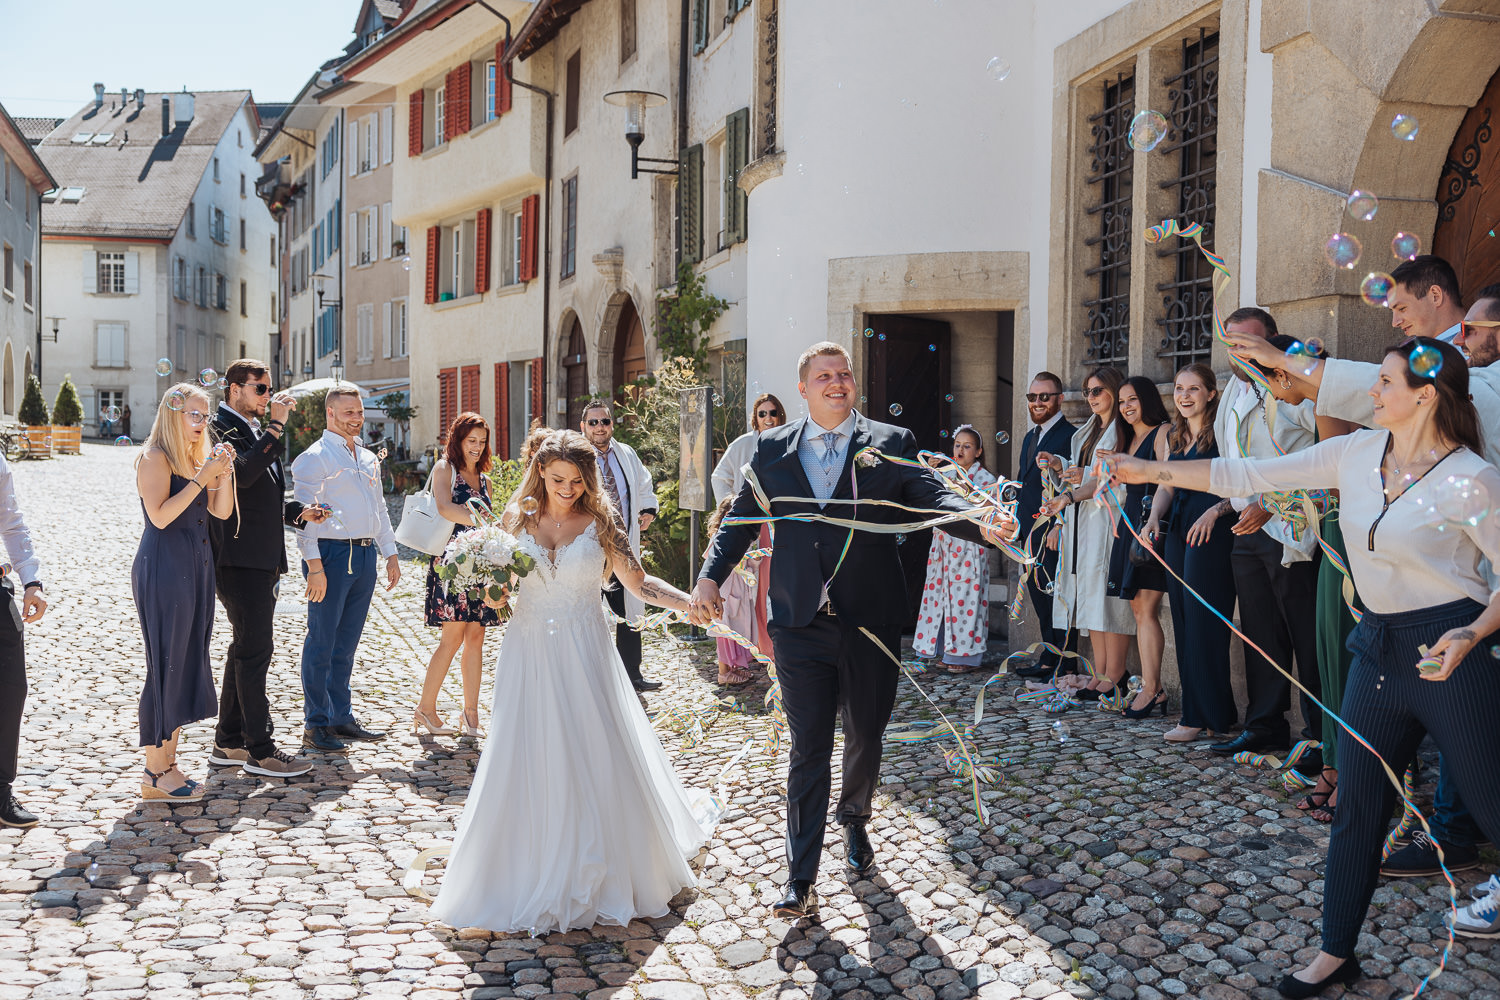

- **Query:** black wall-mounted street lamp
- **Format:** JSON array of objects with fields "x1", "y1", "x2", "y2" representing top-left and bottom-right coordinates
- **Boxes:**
[{"x1": 603, "y1": 90, "x2": 677, "y2": 179}]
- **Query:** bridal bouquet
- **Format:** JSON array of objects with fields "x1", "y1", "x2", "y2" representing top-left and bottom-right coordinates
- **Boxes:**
[{"x1": 435, "y1": 524, "x2": 537, "y2": 613}]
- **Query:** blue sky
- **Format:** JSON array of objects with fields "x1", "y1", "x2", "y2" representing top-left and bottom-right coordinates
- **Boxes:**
[{"x1": 1, "y1": 0, "x2": 361, "y2": 119}]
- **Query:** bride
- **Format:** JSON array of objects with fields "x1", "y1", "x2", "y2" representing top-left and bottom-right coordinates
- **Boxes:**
[{"x1": 429, "y1": 429, "x2": 710, "y2": 934}]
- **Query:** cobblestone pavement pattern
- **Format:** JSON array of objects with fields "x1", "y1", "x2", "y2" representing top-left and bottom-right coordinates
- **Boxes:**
[{"x1": 1, "y1": 445, "x2": 1498, "y2": 1000}]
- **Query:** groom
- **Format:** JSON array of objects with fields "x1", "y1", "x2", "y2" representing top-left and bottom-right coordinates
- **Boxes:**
[{"x1": 691, "y1": 342, "x2": 1017, "y2": 917}]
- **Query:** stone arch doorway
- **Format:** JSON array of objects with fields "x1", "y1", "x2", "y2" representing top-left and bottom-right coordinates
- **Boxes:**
[
  {"x1": 612, "y1": 297, "x2": 646, "y2": 400},
  {"x1": 3, "y1": 342, "x2": 13, "y2": 416},
  {"x1": 1434, "y1": 64, "x2": 1500, "y2": 302},
  {"x1": 559, "y1": 313, "x2": 589, "y2": 429}
]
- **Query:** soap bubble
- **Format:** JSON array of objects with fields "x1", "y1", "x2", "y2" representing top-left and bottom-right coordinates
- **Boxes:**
[
  {"x1": 155, "y1": 358, "x2": 173, "y2": 376},
  {"x1": 1390, "y1": 114, "x2": 1420, "y2": 141},
  {"x1": 114, "y1": 435, "x2": 132, "y2": 446},
  {"x1": 1392, "y1": 232, "x2": 1421, "y2": 261},
  {"x1": 1324, "y1": 232, "x2": 1362, "y2": 269},
  {"x1": 1305, "y1": 337, "x2": 1326, "y2": 354},
  {"x1": 217, "y1": 377, "x2": 228, "y2": 391},
  {"x1": 198, "y1": 368, "x2": 218, "y2": 388},
  {"x1": 519, "y1": 496, "x2": 540, "y2": 517},
  {"x1": 939, "y1": 429, "x2": 949, "y2": 438},
  {"x1": 1360, "y1": 272, "x2": 1395, "y2": 307},
  {"x1": 863, "y1": 328, "x2": 874, "y2": 338},
  {"x1": 85, "y1": 863, "x2": 99, "y2": 884},
  {"x1": 1491, "y1": 645, "x2": 1500, "y2": 660},
  {"x1": 1346, "y1": 190, "x2": 1379, "y2": 221},
  {"x1": 785, "y1": 317, "x2": 796, "y2": 329},
  {"x1": 985, "y1": 56, "x2": 1012, "y2": 82},
  {"x1": 166, "y1": 390, "x2": 186, "y2": 411},
  {"x1": 996, "y1": 431, "x2": 1010, "y2": 445},
  {"x1": 877, "y1": 333, "x2": 887, "y2": 341},
  {"x1": 712, "y1": 392, "x2": 723, "y2": 406},
  {"x1": 944, "y1": 393, "x2": 955, "y2": 402},
  {"x1": 1127, "y1": 110, "x2": 1168, "y2": 152},
  {"x1": 1409, "y1": 343, "x2": 1443, "y2": 379},
  {"x1": 1430, "y1": 475, "x2": 1490, "y2": 529},
  {"x1": 401, "y1": 255, "x2": 411, "y2": 272},
  {"x1": 1051, "y1": 720, "x2": 1069, "y2": 744},
  {"x1": 927, "y1": 343, "x2": 936, "y2": 352},
  {"x1": 102, "y1": 405, "x2": 122, "y2": 422},
  {"x1": 41, "y1": 436, "x2": 50, "y2": 449},
  {"x1": 888, "y1": 403, "x2": 903, "y2": 417}
]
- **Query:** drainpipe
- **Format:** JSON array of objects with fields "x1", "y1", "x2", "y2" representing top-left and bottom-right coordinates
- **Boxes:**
[{"x1": 34, "y1": 195, "x2": 42, "y2": 388}]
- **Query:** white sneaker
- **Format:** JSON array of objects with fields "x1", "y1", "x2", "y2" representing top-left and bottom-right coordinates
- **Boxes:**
[
  {"x1": 1448, "y1": 886, "x2": 1500, "y2": 940},
  {"x1": 1470, "y1": 874, "x2": 1500, "y2": 902}
]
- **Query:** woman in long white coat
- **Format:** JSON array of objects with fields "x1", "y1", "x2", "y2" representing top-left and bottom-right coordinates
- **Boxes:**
[{"x1": 1041, "y1": 367, "x2": 1136, "y2": 701}]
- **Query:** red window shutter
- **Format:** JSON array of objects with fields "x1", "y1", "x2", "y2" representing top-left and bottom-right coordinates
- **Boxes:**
[
  {"x1": 496, "y1": 41, "x2": 513, "y2": 115},
  {"x1": 438, "y1": 368, "x2": 457, "y2": 441},
  {"x1": 424, "y1": 226, "x2": 440, "y2": 304},
  {"x1": 494, "y1": 362, "x2": 510, "y2": 460},
  {"x1": 461, "y1": 365, "x2": 481, "y2": 414},
  {"x1": 475, "y1": 208, "x2": 492, "y2": 294},
  {"x1": 519, "y1": 194, "x2": 539, "y2": 282},
  {"x1": 446, "y1": 66, "x2": 471, "y2": 139},
  {"x1": 408, "y1": 91, "x2": 424, "y2": 156},
  {"x1": 530, "y1": 356, "x2": 544, "y2": 423}
]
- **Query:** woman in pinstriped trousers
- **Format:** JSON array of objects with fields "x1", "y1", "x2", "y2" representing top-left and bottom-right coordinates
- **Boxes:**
[{"x1": 1106, "y1": 338, "x2": 1500, "y2": 998}]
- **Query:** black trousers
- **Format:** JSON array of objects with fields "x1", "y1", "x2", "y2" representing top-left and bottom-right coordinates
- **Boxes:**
[
  {"x1": 767, "y1": 614, "x2": 900, "y2": 882},
  {"x1": 1164, "y1": 518, "x2": 1238, "y2": 733},
  {"x1": 1322, "y1": 599, "x2": 1500, "y2": 957},
  {"x1": 215, "y1": 566, "x2": 280, "y2": 758},
  {"x1": 1230, "y1": 531, "x2": 1322, "y2": 743},
  {"x1": 1026, "y1": 543, "x2": 1077, "y2": 669},
  {"x1": 0, "y1": 589, "x2": 24, "y2": 794},
  {"x1": 604, "y1": 581, "x2": 643, "y2": 682}
]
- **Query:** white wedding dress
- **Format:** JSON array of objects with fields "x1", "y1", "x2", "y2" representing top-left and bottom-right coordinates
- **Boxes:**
[{"x1": 429, "y1": 523, "x2": 712, "y2": 934}]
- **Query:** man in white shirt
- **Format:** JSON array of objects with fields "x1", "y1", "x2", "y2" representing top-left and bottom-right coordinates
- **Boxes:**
[
  {"x1": 1387, "y1": 256, "x2": 1467, "y2": 345},
  {"x1": 580, "y1": 399, "x2": 661, "y2": 692},
  {"x1": 291, "y1": 387, "x2": 400, "y2": 752},
  {"x1": 0, "y1": 456, "x2": 45, "y2": 828},
  {"x1": 1207, "y1": 309, "x2": 1323, "y2": 758}
]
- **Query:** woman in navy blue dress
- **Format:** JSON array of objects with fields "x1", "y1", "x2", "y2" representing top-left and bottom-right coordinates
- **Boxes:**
[{"x1": 132, "y1": 383, "x2": 235, "y2": 802}]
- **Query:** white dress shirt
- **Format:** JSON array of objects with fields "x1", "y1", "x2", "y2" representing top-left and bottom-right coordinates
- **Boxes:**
[
  {"x1": 1437, "y1": 322, "x2": 1461, "y2": 345},
  {"x1": 797, "y1": 411, "x2": 858, "y2": 503},
  {"x1": 0, "y1": 455, "x2": 41, "y2": 586},
  {"x1": 1212, "y1": 376, "x2": 1319, "y2": 563},
  {"x1": 291, "y1": 430, "x2": 397, "y2": 561},
  {"x1": 1210, "y1": 430, "x2": 1500, "y2": 614},
  {"x1": 712, "y1": 431, "x2": 760, "y2": 504}
]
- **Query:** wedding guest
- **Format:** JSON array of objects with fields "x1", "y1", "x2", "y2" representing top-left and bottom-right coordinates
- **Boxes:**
[
  {"x1": 0, "y1": 454, "x2": 47, "y2": 828},
  {"x1": 1103, "y1": 376, "x2": 1170, "y2": 717},
  {"x1": 1041, "y1": 367, "x2": 1133, "y2": 701},
  {"x1": 415, "y1": 413, "x2": 499, "y2": 736},
  {"x1": 913, "y1": 426, "x2": 996, "y2": 672},
  {"x1": 1012, "y1": 373, "x2": 1076, "y2": 680},
  {"x1": 1387, "y1": 255, "x2": 1466, "y2": 344},
  {"x1": 133, "y1": 384, "x2": 235, "y2": 802},
  {"x1": 121, "y1": 405, "x2": 132, "y2": 440},
  {"x1": 581, "y1": 399, "x2": 661, "y2": 692},
  {"x1": 292, "y1": 387, "x2": 400, "y2": 753},
  {"x1": 1108, "y1": 337, "x2": 1500, "y2": 994},
  {"x1": 209, "y1": 359, "x2": 323, "y2": 779},
  {"x1": 1142, "y1": 364, "x2": 1237, "y2": 743},
  {"x1": 711, "y1": 393, "x2": 786, "y2": 685}
]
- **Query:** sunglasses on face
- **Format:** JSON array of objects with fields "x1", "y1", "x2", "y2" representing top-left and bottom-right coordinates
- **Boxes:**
[
  {"x1": 184, "y1": 410, "x2": 209, "y2": 426},
  {"x1": 1083, "y1": 386, "x2": 1110, "y2": 399},
  {"x1": 1025, "y1": 392, "x2": 1059, "y2": 402},
  {"x1": 586, "y1": 417, "x2": 613, "y2": 426},
  {"x1": 233, "y1": 382, "x2": 272, "y2": 396},
  {"x1": 1462, "y1": 320, "x2": 1500, "y2": 337},
  {"x1": 757, "y1": 409, "x2": 782, "y2": 419}
]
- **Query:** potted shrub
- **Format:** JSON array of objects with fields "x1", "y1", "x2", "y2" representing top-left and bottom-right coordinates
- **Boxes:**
[
  {"x1": 50, "y1": 375, "x2": 83, "y2": 454},
  {"x1": 17, "y1": 374, "x2": 51, "y2": 457}
]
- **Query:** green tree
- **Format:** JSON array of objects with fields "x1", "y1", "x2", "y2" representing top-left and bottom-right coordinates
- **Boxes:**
[
  {"x1": 282, "y1": 388, "x2": 328, "y2": 466},
  {"x1": 18, "y1": 375, "x2": 49, "y2": 427},
  {"x1": 376, "y1": 391, "x2": 417, "y2": 443},
  {"x1": 51, "y1": 375, "x2": 83, "y2": 427},
  {"x1": 651, "y1": 260, "x2": 729, "y2": 377}
]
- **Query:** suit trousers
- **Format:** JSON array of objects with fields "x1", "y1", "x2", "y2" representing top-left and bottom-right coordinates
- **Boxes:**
[
  {"x1": 1321, "y1": 598, "x2": 1500, "y2": 957},
  {"x1": 214, "y1": 566, "x2": 280, "y2": 758},
  {"x1": 1230, "y1": 531, "x2": 1322, "y2": 743},
  {"x1": 767, "y1": 614, "x2": 900, "y2": 881},
  {"x1": 604, "y1": 582, "x2": 643, "y2": 682},
  {"x1": 1026, "y1": 543, "x2": 1077, "y2": 669},
  {"x1": 0, "y1": 590, "x2": 25, "y2": 793}
]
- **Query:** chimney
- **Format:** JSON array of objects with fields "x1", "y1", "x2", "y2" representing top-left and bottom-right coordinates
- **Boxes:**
[
  {"x1": 120, "y1": 87, "x2": 128, "y2": 106},
  {"x1": 93, "y1": 82, "x2": 105, "y2": 110},
  {"x1": 174, "y1": 90, "x2": 195, "y2": 126},
  {"x1": 134, "y1": 88, "x2": 145, "y2": 111},
  {"x1": 161, "y1": 97, "x2": 171, "y2": 137}
]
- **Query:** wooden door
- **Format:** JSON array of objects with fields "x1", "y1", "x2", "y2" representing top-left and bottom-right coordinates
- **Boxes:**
[
  {"x1": 1434, "y1": 66, "x2": 1500, "y2": 302},
  {"x1": 613, "y1": 298, "x2": 646, "y2": 398},
  {"x1": 562, "y1": 319, "x2": 589, "y2": 429}
]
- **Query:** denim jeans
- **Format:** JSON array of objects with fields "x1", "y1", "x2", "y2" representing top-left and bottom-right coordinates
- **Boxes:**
[
  {"x1": 300, "y1": 540, "x2": 377, "y2": 729},
  {"x1": 1431, "y1": 754, "x2": 1485, "y2": 847}
]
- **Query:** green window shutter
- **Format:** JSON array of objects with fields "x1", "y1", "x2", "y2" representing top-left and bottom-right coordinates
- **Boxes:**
[
  {"x1": 693, "y1": 0, "x2": 709, "y2": 53},
  {"x1": 726, "y1": 107, "x2": 749, "y2": 245},
  {"x1": 681, "y1": 143, "x2": 703, "y2": 266}
]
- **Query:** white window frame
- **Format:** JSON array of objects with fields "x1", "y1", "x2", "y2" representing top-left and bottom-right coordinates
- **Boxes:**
[
  {"x1": 97, "y1": 251, "x2": 127, "y2": 294},
  {"x1": 434, "y1": 85, "x2": 447, "y2": 146},
  {"x1": 392, "y1": 298, "x2": 408, "y2": 358},
  {"x1": 503, "y1": 204, "x2": 524, "y2": 286},
  {"x1": 485, "y1": 61, "x2": 498, "y2": 123},
  {"x1": 364, "y1": 114, "x2": 377, "y2": 172}
]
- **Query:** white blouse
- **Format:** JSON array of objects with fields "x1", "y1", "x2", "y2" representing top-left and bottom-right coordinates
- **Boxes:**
[
  {"x1": 712, "y1": 431, "x2": 760, "y2": 505},
  {"x1": 1209, "y1": 429, "x2": 1500, "y2": 615}
]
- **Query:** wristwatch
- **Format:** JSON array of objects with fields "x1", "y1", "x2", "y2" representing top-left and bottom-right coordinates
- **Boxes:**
[{"x1": 22, "y1": 581, "x2": 41, "y2": 592}]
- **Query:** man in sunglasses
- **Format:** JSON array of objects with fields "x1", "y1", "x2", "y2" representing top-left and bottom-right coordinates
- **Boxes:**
[
  {"x1": 581, "y1": 398, "x2": 662, "y2": 692},
  {"x1": 1012, "y1": 373, "x2": 1077, "y2": 680},
  {"x1": 209, "y1": 360, "x2": 326, "y2": 777}
]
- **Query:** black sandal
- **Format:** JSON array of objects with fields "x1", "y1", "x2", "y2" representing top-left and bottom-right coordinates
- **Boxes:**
[{"x1": 1296, "y1": 769, "x2": 1336, "y2": 813}]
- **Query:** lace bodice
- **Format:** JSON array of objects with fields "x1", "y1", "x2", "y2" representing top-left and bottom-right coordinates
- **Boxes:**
[{"x1": 511, "y1": 522, "x2": 611, "y2": 623}]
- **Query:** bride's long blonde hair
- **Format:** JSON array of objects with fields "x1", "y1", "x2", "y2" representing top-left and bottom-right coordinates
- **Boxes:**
[{"x1": 503, "y1": 429, "x2": 629, "y2": 577}]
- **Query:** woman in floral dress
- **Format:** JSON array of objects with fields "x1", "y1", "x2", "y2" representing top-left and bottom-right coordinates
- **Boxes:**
[
  {"x1": 913, "y1": 427, "x2": 996, "y2": 671},
  {"x1": 415, "y1": 413, "x2": 500, "y2": 737}
]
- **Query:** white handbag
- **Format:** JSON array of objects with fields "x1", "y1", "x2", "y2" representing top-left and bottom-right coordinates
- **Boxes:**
[{"x1": 394, "y1": 467, "x2": 457, "y2": 557}]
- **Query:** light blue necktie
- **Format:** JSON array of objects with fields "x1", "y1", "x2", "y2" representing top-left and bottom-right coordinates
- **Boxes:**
[{"x1": 819, "y1": 431, "x2": 840, "y2": 499}]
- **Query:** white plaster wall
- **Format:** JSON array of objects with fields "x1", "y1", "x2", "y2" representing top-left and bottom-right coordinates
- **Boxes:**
[{"x1": 1239, "y1": 0, "x2": 1272, "y2": 312}]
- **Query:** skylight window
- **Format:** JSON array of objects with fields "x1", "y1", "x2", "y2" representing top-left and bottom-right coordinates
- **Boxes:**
[
  {"x1": 40, "y1": 189, "x2": 59, "y2": 203},
  {"x1": 90, "y1": 133, "x2": 114, "y2": 145},
  {"x1": 70, "y1": 133, "x2": 93, "y2": 144},
  {"x1": 58, "y1": 187, "x2": 86, "y2": 203}
]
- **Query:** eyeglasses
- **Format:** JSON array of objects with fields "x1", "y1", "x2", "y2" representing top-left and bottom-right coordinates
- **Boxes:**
[
  {"x1": 1025, "y1": 392, "x2": 1059, "y2": 402},
  {"x1": 1462, "y1": 320, "x2": 1500, "y2": 337},
  {"x1": 1083, "y1": 386, "x2": 1110, "y2": 399},
  {"x1": 184, "y1": 410, "x2": 209, "y2": 426},
  {"x1": 586, "y1": 417, "x2": 613, "y2": 426},
  {"x1": 233, "y1": 382, "x2": 272, "y2": 396},
  {"x1": 756, "y1": 409, "x2": 782, "y2": 419}
]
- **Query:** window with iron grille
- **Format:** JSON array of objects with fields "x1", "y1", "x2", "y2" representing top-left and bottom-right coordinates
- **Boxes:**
[
  {"x1": 1082, "y1": 72, "x2": 1134, "y2": 368},
  {"x1": 1155, "y1": 28, "x2": 1219, "y2": 368}
]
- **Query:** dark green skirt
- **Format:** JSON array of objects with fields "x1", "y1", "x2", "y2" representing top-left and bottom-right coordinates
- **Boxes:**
[{"x1": 1315, "y1": 511, "x2": 1362, "y2": 771}]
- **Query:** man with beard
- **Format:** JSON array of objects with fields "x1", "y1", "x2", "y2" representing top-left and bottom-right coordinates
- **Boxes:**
[{"x1": 1012, "y1": 373, "x2": 1077, "y2": 679}]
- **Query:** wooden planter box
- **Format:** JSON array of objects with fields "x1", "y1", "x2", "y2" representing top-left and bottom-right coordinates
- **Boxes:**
[
  {"x1": 22, "y1": 426, "x2": 52, "y2": 458},
  {"x1": 51, "y1": 425, "x2": 81, "y2": 454}
]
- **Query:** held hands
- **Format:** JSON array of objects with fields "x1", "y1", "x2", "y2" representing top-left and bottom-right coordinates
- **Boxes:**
[
  {"x1": 687, "y1": 579, "x2": 723, "y2": 626},
  {"x1": 21, "y1": 585, "x2": 45, "y2": 624},
  {"x1": 1419, "y1": 627, "x2": 1480, "y2": 682},
  {"x1": 1230, "y1": 500, "x2": 1273, "y2": 536},
  {"x1": 269, "y1": 392, "x2": 297, "y2": 425}
]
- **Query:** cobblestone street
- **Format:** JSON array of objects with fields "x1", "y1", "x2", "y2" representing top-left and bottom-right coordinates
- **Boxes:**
[{"x1": 1, "y1": 444, "x2": 1498, "y2": 1000}]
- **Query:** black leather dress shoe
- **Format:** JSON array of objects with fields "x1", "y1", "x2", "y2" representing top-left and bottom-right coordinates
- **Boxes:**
[
  {"x1": 632, "y1": 678, "x2": 663, "y2": 692},
  {"x1": 844, "y1": 822, "x2": 876, "y2": 876},
  {"x1": 1209, "y1": 730, "x2": 1287, "y2": 755},
  {"x1": 302, "y1": 727, "x2": 349, "y2": 753},
  {"x1": 332, "y1": 721, "x2": 387, "y2": 742},
  {"x1": 0, "y1": 794, "x2": 39, "y2": 829},
  {"x1": 1011, "y1": 662, "x2": 1052, "y2": 679},
  {"x1": 772, "y1": 879, "x2": 817, "y2": 919}
]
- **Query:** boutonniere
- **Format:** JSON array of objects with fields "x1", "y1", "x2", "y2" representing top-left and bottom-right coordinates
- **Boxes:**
[{"x1": 854, "y1": 447, "x2": 882, "y2": 469}]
